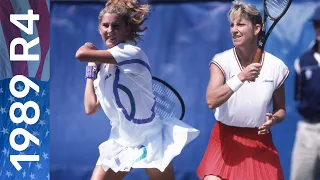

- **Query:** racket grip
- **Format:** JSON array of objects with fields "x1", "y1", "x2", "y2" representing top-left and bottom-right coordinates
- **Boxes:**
[{"x1": 253, "y1": 48, "x2": 263, "y2": 63}]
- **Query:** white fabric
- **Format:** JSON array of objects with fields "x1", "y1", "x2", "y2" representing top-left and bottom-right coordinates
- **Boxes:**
[
  {"x1": 290, "y1": 121, "x2": 320, "y2": 180},
  {"x1": 313, "y1": 52, "x2": 320, "y2": 64},
  {"x1": 210, "y1": 48, "x2": 289, "y2": 128},
  {"x1": 93, "y1": 42, "x2": 199, "y2": 172},
  {"x1": 294, "y1": 58, "x2": 301, "y2": 75}
]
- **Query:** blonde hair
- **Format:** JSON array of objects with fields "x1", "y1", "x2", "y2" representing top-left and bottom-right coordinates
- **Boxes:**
[
  {"x1": 98, "y1": 0, "x2": 150, "y2": 44},
  {"x1": 228, "y1": 1, "x2": 262, "y2": 26}
]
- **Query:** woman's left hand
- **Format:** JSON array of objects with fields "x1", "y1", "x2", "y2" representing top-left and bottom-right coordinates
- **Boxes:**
[{"x1": 258, "y1": 113, "x2": 277, "y2": 135}]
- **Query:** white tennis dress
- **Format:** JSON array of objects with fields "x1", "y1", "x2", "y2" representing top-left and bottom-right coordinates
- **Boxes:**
[{"x1": 93, "y1": 42, "x2": 199, "y2": 172}]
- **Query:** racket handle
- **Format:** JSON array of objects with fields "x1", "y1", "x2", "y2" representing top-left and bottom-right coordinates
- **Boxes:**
[{"x1": 253, "y1": 48, "x2": 263, "y2": 63}]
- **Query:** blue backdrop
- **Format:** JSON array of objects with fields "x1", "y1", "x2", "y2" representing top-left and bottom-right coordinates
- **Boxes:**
[{"x1": 50, "y1": 1, "x2": 319, "y2": 180}]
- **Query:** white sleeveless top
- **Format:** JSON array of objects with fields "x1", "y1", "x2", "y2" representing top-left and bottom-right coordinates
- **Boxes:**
[{"x1": 210, "y1": 48, "x2": 289, "y2": 128}]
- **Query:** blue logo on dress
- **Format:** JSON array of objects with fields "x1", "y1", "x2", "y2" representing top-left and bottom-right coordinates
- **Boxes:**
[
  {"x1": 105, "y1": 73, "x2": 112, "y2": 80},
  {"x1": 113, "y1": 59, "x2": 156, "y2": 124},
  {"x1": 135, "y1": 145, "x2": 147, "y2": 162}
]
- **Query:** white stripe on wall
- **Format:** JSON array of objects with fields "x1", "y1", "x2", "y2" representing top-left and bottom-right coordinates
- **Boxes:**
[{"x1": 0, "y1": 23, "x2": 13, "y2": 80}]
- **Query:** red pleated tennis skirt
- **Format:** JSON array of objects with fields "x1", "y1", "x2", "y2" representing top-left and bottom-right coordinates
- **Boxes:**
[{"x1": 197, "y1": 121, "x2": 284, "y2": 180}]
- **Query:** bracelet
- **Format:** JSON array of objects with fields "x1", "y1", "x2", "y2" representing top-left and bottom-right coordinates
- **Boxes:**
[
  {"x1": 85, "y1": 66, "x2": 98, "y2": 79},
  {"x1": 226, "y1": 75, "x2": 244, "y2": 92}
]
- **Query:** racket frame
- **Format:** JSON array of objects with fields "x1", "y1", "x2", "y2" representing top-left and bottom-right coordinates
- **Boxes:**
[
  {"x1": 152, "y1": 76, "x2": 185, "y2": 120},
  {"x1": 254, "y1": 0, "x2": 292, "y2": 63}
]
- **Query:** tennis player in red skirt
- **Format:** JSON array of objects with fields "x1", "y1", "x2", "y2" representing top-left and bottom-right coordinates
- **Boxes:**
[{"x1": 197, "y1": 2, "x2": 289, "y2": 180}]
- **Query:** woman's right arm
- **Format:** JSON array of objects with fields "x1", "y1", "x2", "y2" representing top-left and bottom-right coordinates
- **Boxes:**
[
  {"x1": 78, "y1": 43, "x2": 101, "y2": 115},
  {"x1": 206, "y1": 64, "x2": 234, "y2": 110},
  {"x1": 82, "y1": 41, "x2": 102, "y2": 116},
  {"x1": 84, "y1": 77, "x2": 101, "y2": 115},
  {"x1": 206, "y1": 63, "x2": 261, "y2": 109}
]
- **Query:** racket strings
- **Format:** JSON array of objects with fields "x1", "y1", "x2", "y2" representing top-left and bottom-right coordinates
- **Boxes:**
[
  {"x1": 116, "y1": 66, "x2": 182, "y2": 119},
  {"x1": 152, "y1": 82, "x2": 180, "y2": 119},
  {"x1": 266, "y1": 0, "x2": 289, "y2": 18}
]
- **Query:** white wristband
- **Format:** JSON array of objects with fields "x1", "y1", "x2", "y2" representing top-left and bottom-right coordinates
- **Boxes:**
[{"x1": 226, "y1": 75, "x2": 244, "y2": 92}]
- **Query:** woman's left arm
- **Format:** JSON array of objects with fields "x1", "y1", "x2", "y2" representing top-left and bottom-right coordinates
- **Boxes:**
[
  {"x1": 75, "y1": 43, "x2": 117, "y2": 64},
  {"x1": 258, "y1": 84, "x2": 286, "y2": 135},
  {"x1": 271, "y1": 84, "x2": 286, "y2": 124}
]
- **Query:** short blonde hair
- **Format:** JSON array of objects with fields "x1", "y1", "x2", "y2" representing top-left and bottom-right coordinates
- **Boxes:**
[
  {"x1": 228, "y1": 1, "x2": 262, "y2": 26},
  {"x1": 98, "y1": 0, "x2": 150, "y2": 44}
]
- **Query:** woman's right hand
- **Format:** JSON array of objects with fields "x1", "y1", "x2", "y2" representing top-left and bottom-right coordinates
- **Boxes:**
[{"x1": 238, "y1": 63, "x2": 262, "y2": 82}]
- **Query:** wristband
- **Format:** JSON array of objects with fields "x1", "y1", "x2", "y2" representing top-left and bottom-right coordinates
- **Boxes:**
[
  {"x1": 85, "y1": 66, "x2": 98, "y2": 79},
  {"x1": 226, "y1": 75, "x2": 244, "y2": 92}
]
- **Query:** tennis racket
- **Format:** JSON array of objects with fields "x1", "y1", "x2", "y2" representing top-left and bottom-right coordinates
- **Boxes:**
[
  {"x1": 253, "y1": 0, "x2": 292, "y2": 63},
  {"x1": 152, "y1": 76, "x2": 185, "y2": 120}
]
